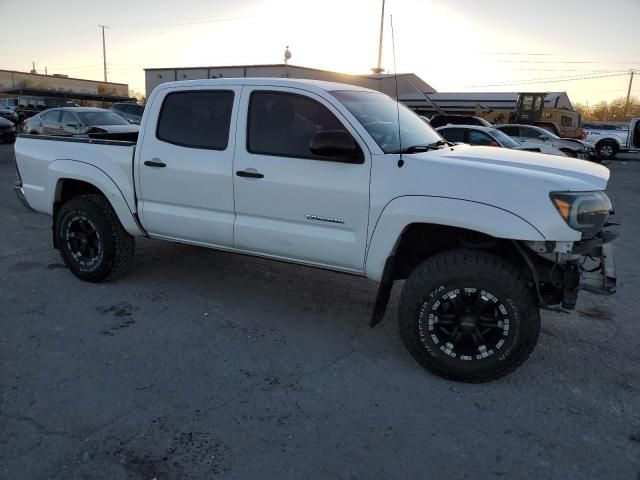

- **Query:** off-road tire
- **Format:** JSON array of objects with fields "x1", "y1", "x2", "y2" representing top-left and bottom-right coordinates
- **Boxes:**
[
  {"x1": 399, "y1": 249, "x2": 540, "y2": 383},
  {"x1": 56, "y1": 194, "x2": 135, "y2": 282},
  {"x1": 596, "y1": 140, "x2": 618, "y2": 160}
]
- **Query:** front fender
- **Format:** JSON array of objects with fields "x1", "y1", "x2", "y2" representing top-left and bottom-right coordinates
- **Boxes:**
[
  {"x1": 364, "y1": 196, "x2": 545, "y2": 281},
  {"x1": 47, "y1": 160, "x2": 144, "y2": 236}
]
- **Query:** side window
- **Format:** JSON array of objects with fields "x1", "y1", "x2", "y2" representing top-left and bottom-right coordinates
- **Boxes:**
[
  {"x1": 521, "y1": 95, "x2": 534, "y2": 111},
  {"x1": 533, "y1": 96, "x2": 542, "y2": 111},
  {"x1": 247, "y1": 91, "x2": 351, "y2": 160},
  {"x1": 499, "y1": 126, "x2": 519, "y2": 136},
  {"x1": 520, "y1": 127, "x2": 539, "y2": 139},
  {"x1": 157, "y1": 90, "x2": 234, "y2": 150},
  {"x1": 60, "y1": 111, "x2": 77, "y2": 125},
  {"x1": 468, "y1": 130, "x2": 494, "y2": 146},
  {"x1": 438, "y1": 128, "x2": 464, "y2": 143},
  {"x1": 42, "y1": 110, "x2": 60, "y2": 123},
  {"x1": 561, "y1": 115, "x2": 573, "y2": 127}
]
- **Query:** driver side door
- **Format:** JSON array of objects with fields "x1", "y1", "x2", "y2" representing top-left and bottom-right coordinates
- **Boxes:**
[{"x1": 232, "y1": 87, "x2": 371, "y2": 272}]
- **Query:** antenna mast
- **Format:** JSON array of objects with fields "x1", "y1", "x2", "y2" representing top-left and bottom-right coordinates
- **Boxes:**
[{"x1": 372, "y1": 0, "x2": 385, "y2": 73}]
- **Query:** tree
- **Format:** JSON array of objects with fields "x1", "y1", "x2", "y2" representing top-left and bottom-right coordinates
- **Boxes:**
[{"x1": 575, "y1": 96, "x2": 640, "y2": 121}]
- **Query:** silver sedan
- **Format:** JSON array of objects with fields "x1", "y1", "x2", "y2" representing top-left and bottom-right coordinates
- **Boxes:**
[{"x1": 23, "y1": 107, "x2": 139, "y2": 136}]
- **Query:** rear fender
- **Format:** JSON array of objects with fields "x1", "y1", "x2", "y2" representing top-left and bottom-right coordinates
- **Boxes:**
[
  {"x1": 365, "y1": 196, "x2": 545, "y2": 281},
  {"x1": 48, "y1": 160, "x2": 144, "y2": 236}
]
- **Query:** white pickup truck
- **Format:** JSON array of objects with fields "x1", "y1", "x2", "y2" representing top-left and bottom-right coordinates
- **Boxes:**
[
  {"x1": 14, "y1": 78, "x2": 618, "y2": 383},
  {"x1": 583, "y1": 119, "x2": 640, "y2": 160}
]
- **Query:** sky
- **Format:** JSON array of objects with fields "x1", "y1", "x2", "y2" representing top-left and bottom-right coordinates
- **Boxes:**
[{"x1": 1, "y1": 0, "x2": 639, "y2": 105}]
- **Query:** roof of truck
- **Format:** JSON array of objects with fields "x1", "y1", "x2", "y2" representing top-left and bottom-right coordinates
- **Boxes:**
[{"x1": 153, "y1": 77, "x2": 377, "y2": 94}]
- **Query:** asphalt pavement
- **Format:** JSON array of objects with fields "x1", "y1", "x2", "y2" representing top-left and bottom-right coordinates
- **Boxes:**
[{"x1": 1, "y1": 143, "x2": 639, "y2": 479}]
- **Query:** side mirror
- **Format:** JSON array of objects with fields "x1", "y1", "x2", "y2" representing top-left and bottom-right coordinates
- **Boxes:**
[
  {"x1": 310, "y1": 130, "x2": 363, "y2": 163},
  {"x1": 489, "y1": 141, "x2": 500, "y2": 147},
  {"x1": 538, "y1": 134, "x2": 548, "y2": 140}
]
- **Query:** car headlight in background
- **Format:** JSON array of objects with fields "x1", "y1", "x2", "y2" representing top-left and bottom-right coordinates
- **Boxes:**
[{"x1": 550, "y1": 191, "x2": 612, "y2": 238}]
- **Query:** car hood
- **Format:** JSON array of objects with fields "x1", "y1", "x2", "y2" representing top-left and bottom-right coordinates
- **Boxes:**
[
  {"x1": 417, "y1": 144, "x2": 609, "y2": 190},
  {"x1": 89, "y1": 124, "x2": 140, "y2": 133}
]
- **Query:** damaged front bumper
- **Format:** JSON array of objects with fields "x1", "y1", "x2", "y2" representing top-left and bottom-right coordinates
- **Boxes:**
[
  {"x1": 579, "y1": 243, "x2": 616, "y2": 295},
  {"x1": 524, "y1": 229, "x2": 618, "y2": 310}
]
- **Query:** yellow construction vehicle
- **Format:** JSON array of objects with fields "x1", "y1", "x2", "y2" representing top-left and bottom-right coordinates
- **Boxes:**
[{"x1": 475, "y1": 93, "x2": 584, "y2": 139}]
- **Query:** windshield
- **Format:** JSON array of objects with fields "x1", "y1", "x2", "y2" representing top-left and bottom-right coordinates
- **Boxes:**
[
  {"x1": 331, "y1": 90, "x2": 442, "y2": 153},
  {"x1": 490, "y1": 129, "x2": 520, "y2": 148},
  {"x1": 76, "y1": 110, "x2": 129, "y2": 126}
]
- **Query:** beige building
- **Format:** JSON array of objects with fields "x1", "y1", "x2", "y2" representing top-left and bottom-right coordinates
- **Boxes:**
[
  {"x1": 145, "y1": 63, "x2": 436, "y2": 98},
  {"x1": 0, "y1": 70, "x2": 129, "y2": 102}
]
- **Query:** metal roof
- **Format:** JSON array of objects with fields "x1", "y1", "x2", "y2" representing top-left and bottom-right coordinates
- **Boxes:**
[{"x1": 0, "y1": 87, "x2": 135, "y2": 103}]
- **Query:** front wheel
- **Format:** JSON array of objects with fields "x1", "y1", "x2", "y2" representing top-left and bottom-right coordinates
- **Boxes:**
[
  {"x1": 56, "y1": 194, "x2": 135, "y2": 282},
  {"x1": 596, "y1": 140, "x2": 618, "y2": 160},
  {"x1": 399, "y1": 249, "x2": 540, "y2": 383}
]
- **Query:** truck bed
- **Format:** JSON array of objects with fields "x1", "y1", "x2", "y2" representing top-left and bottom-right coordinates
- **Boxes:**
[{"x1": 14, "y1": 134, "x2": 138, "y2": 216}]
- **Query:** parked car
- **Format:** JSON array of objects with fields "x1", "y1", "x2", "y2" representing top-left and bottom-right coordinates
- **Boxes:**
[
  {"x1": 14, "y1": 78, "x2": 618, "y2": 383},
  {"x1": 23, "y1": 107, "x2": 140, "y2": 136},
  {"x1": 0, "y1": 116, "x2": 17, "y2": 143},
  {"x1": 493, "y1": 124, "x2": 596, "y2": 161},
  {"x1": 436, "y1": 124, "x2": 567, "y2": 157},
  {"x1": 110, "y1": 102, "x2": 145, "y2": 125},
  {"x1": 582, "y1": 120, "x2": 640, "y2": 160},
  {"x1": 0, "y1": 106, "x2": 19, "y2": 125},
  {"x1": 428, "y1": 114, "x2": 492, "y2": 129}
]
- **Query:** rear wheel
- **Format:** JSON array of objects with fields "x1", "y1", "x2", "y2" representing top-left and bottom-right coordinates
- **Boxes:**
[
  {"x1": 596, "y1": 140, "x2": 618, "y2": 160},
  {"x1": 56, "y1": 194, "x2": 135, "y2": 282},
  {"x1": 399, "y1": 249, "x2": 540, "y2": 383}
]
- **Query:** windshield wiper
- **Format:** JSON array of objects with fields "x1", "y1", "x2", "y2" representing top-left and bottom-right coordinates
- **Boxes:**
[{"x1": 395, "y1": 140, "x2": 449, "y2": 154}]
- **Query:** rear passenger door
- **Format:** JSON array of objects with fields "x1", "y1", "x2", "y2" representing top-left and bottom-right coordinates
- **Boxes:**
[
  {"x1": 136, "y1": 87, "x2": 240, "y2": 247},
  {"x1": 59, "y1": 111, "x2": 81, "y2": 136},
  {"x1": 41, "y1": 110, "x2": 61, "y2": 134},
  {"x1": 232, "y1": 87, "x2": 371, "y2": 272}
]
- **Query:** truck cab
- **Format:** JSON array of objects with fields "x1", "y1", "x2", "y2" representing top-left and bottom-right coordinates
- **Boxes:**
[{"x1": 13, "y1": 78, "x2": 619, "y2": 383}]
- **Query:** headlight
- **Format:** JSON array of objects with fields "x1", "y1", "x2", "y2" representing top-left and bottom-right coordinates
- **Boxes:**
[{"x1": 550, "y1": 191, "x2": 612, "y2": 238}]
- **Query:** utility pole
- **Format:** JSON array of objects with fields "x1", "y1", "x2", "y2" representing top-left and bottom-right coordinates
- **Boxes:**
[
  {"x1": 624, "y1": 69, "x2": 635, "y2": 119},
  {"x1": 99, "y1": 25, "x2": 108, "y2": 82},
  {"x1": 371, "y1": 0, "x2": 385, "y2": 73}
]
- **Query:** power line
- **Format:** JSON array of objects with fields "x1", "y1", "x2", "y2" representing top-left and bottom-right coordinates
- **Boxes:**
[
  {"x1": 466, "y1": 71, "x2": 632, "y2": 88},
  {"x1": 109, "y1": 15, "x2": 253, "y2": 29},
  {"x1": 473, "y1": 51, "x2": 640, "y2": 57}
]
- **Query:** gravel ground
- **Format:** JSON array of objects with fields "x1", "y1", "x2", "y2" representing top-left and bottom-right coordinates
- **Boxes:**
[{"x1": 1, "y1": 143, "x2": 639, "y2": 479}]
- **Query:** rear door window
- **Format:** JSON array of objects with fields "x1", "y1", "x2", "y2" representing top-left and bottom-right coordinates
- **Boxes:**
[
  {"x1": 498, "y1": 126, "x2": 519, "y2": 136},
  {"x1": 60, "y1": 111, "x2": 78, "y2": 125},
  {"x1": 467, "y1": 130, "x2": 495, "y2": 146},
  {"x1": 157, "y1": 90, "x2": 234, "y2": 150},
  {"x1": 42, "y1": 110, "x2": 61, "y2": 123},
  {"x1": 438, "y1": 128, "x2": 465, "y2": 143},
  {"x1": 519, "y1": 127, "x2": 540, "y2": 139}
]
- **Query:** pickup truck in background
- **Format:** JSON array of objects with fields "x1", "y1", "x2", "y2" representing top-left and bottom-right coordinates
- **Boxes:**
[
  {"x1": 583, "y1": 119, "x2": 640, "y2": 160},
  {"x1": 13, "y1": 78, "x2": 618, "y2": 383}
]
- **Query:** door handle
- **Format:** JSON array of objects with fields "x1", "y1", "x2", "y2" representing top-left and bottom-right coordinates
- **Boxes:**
[
  {"x1": 236, "y1": 170, "x2": 264, "y2": 179},
  {"x1": 144, "y1": 159, "x2": 167, "y2": 168}
]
